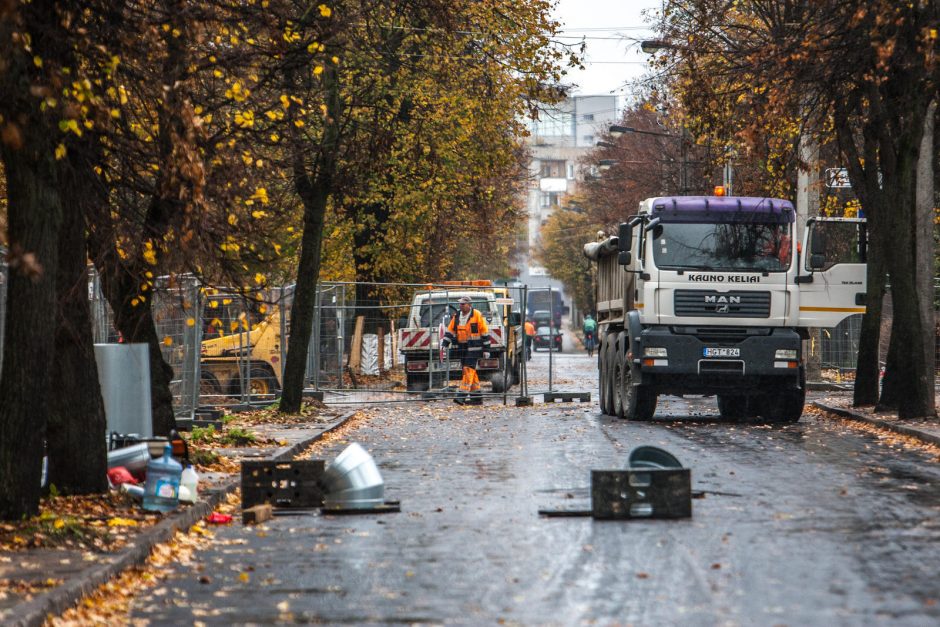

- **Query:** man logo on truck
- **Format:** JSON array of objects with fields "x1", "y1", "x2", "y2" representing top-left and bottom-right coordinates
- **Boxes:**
[{"x1": 704, "y1": 295, "x2": 741, "y2": 304}]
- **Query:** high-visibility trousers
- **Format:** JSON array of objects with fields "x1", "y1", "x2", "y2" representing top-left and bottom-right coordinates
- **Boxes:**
[{"x1": 459, "y1": 366, "x2": 480, "y2": 394}]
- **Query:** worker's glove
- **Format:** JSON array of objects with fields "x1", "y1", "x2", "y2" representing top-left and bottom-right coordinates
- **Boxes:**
[
  {"x1": 483, "y1": 352, "x2": 490, "y2": 359},
  {"x1": 441, "y1": 339, "x2": 450, "y2": 349}
]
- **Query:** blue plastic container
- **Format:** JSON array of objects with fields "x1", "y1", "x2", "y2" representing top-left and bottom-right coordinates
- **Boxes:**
[{"x1": 142, "y1": 444, "x2": 182, "y2": 512}]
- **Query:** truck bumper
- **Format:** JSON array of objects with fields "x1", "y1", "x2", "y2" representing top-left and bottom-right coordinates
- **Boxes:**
[{"x1": 636, "y1": 326, "x2": 802, "y2": 395}]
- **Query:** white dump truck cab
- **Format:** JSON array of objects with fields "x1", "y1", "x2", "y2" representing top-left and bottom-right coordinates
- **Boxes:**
[{"x1": 589, "y1": 195, "x2": 866, "y2": 423}]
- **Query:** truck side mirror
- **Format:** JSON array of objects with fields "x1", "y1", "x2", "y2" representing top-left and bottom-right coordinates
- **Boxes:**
[
  {"x1": 397, "y1": 316, "x2": 408, "y2": 329},
  {"x1": 810, "y1": 231, "x2": 826, "y2": 256},
  {"x1": 618, "y1": 251, "x2": 632, "y2": 265},
  {"x1": 809, "y1": 254, "x2": 826, "y2": 270},
  {"x1": 617, "y1": 222, "x2": 633, "y2": 252},
  {"x1": 508, "y1": 312, "x2": 522, "y2": 326}
]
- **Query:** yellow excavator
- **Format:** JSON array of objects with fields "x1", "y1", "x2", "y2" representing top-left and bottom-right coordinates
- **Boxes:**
[{"x1": 199, "y1": 298, "x2": 283, "y2": 399}]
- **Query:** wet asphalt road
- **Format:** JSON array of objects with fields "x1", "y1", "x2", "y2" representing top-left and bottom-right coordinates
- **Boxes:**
[{"x1": 131, "y1": 333, "x2": 940, "y2": 625}]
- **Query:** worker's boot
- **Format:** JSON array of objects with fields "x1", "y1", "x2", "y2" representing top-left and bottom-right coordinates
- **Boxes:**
[
  {"x1": 454, "y1": 394, "x2": 468, "y2": 405},
  {"x1": 465, "y1": 393, "x2": 483, "y2": 406}
]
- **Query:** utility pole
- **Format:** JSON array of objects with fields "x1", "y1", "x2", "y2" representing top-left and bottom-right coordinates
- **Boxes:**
[{"x1": 797, "y1": 130, "x2": 821, "y2": 382}]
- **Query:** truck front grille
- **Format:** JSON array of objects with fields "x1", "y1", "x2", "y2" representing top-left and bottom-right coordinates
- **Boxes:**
[{"x1": 674, "y1": 290, "x2": 770, "y2": 318}]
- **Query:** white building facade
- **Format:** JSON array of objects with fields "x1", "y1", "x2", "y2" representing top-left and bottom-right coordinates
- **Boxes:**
[{"x1": 517, "y1": 96, "x2": 619, "y2": 301}]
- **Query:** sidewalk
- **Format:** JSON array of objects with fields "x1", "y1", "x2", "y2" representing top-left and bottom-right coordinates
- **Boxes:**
[
  {"x1": 0, "y1": 407, "x2": 358, "y2": 627},
  {"x1": 814, "y1": 392, "x2": 940, "y2": 447}
]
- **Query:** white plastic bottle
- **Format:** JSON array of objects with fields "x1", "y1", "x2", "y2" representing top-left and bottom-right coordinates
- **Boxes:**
[{"x1": 179, "y1": 465, "x2": 199, "y2": 503}]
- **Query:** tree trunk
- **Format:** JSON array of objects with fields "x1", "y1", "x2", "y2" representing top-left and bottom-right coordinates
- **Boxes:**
[
  {"x1": 0, "y1": 125, "x2": 63, "y2": 519},
  {"x1": 853, "y1": 221, "x2": 886, "y2": 406},
  {"x1": 47, "y1": 156, "x2": 108, "y2": 494},
  {"x1": 280, "y1": 66, "x2": 340, "y2": 414},
  {"x1": 880, "y1": 147, "x2": 934, "y2": 419}
]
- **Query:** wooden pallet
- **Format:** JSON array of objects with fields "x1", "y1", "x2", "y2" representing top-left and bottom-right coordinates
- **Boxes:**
[{"x1": 542, "y1": 391, "x2": 591, "y2": 403}]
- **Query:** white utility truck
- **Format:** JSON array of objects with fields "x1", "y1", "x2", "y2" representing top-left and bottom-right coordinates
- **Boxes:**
[
  {"x1": 398, "y1": 283, "x2": 519, "y2": 393},
  {"x1": 584, "y1": 195, "x2": 866, "y2": 422}
]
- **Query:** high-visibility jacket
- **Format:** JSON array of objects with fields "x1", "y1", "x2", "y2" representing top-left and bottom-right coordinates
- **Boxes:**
[
  {"x1": 445, "y1": 308, "x2": 490, "y2": 355},
  {"x1": 525, "y1": 321, "x2": 536, "y2": 337}
]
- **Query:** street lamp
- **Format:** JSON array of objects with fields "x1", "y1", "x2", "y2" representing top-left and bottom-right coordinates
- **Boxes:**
[
  {"x1": 609, "y1": 124, "x2": 676, "y2": 139},
  {"x1": 640, "y1": 39, "x2": 674, "y2": 54},
  {"x1": 598, "y1": 159, "x2": 617, "y2": 172}
]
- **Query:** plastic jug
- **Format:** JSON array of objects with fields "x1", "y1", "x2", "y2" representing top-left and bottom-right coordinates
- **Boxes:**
[
  {"x1": 179, "y1": 465, "x2": 199, "y2": 503},
  {"x1": 142, "y1": 444, "x2": 182, "y2": 512}
]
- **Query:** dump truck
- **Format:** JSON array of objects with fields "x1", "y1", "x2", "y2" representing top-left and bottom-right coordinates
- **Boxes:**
[
  {"x1": 584, "y1": 195, "x2": 866, "y2": 422},
  {"x1": 399, "y1": 281, "x2": 521, "y2": 393}
]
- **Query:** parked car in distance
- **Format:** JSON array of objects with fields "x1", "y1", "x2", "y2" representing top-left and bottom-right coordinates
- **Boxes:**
[
  {"x1": 532, "y1": 310, "x2": 554, "y2": 329},
  {"x1": 533, "y1": 325, "x2": 562, "y2": 352}
]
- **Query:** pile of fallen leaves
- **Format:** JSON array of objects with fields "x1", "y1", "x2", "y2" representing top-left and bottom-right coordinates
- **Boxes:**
[
  {"x1": 821, "y1": 368, "x2": 856, "y2": 382},
  {"x1": 227, "y1": 399, "x2": 342, "y2": 426},
  {"x1": 48, "y1": 492, "x2": 242, "y2": 626},
  {"x1": 0, "y1": 492, "x2": 160, "y2": 554}
]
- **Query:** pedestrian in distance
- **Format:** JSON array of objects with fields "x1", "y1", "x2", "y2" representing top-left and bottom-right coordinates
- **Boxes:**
[
  {"x1": 524, "y1": 318, "x2": 536, "y2": 361},
  {"x1": 582, "y1": 313, "x2": 597, "y2": 358},
  {"x1": 442, "y1": 296, "x2": 491, "y2": 405}
]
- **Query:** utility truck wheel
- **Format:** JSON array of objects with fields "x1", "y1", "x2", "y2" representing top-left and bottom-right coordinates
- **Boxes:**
[
  {"x1": 490, "y1": 360, "x2": 510, "y2": 393},
  {"x1": 717, "y1": 394, "x2": 750, "y2": 420},
  {"x1": 621, "y1": 363, "x2": 657, "y2": 421},
  {"x1": 406, "y1": 373, "x2": 430, "y2": 392}
]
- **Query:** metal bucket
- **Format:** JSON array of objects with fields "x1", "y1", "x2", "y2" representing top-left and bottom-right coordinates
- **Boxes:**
[
  {"x1": 627, "y1": 446, "x2": 683, "y2": 469},
  {"x1": 322, "y1": 443, "x2": 385, "y2": 509}
]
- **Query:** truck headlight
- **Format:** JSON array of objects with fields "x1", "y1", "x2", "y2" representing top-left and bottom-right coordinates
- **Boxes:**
[
  {"x1": 643, "y1": 347, "x2": 668, "y2": 358},
  {"x1": 774, "y1": 349, "x2": 798, "y2": 360}
]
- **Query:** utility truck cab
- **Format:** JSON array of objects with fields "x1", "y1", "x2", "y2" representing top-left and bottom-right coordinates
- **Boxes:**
[
  {"x1": 586, "y1": 196, "x2": 866, "y2": 423},
  {"x1": 399, "y1": 282, "x2": 517, "y2": 393}
]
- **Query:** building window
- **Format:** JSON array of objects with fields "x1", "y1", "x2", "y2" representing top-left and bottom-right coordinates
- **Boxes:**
[
  {"x1": 567, "y1": 163, "x2": 575, "y2": 179},
  {"x1": 583, "y1": 113, "x2": 594, "y2": 121},
  {"x1": 583, "y1": 134, "x2": 594, "y2": 144},
  {"x1": 540, "y1": 160, "x2": 565, "y2": 178}
]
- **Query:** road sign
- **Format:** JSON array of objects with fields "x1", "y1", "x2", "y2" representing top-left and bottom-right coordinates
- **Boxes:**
[{"x1": 825, "y1": 168, "x2": 851, "y2": 188}]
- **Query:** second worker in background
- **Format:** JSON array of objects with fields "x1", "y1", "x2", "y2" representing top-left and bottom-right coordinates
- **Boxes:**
[{"x1": 442, "y1": 296, "x2": 490, "y2": 405}]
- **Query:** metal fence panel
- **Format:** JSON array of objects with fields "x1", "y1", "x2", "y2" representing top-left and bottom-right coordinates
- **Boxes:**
[{"x1": 307, "y1": 281, "x2": 529, "y2": 404}]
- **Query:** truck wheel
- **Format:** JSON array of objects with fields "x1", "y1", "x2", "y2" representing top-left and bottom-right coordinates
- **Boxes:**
[
  {"x1": 200, "y1": 371, "x2": 223, "y2": 397},
  {"x1": 762, "y1": 388, "x2": 805, "y2": 423},
  {"x1": 717, "y1": 394, "x2": 750, "y2": 420},
  {"x1": 247, "y1": 367, "x2": 279, "y2": 400},
  {"x1": 406, "y1": 373, "x2": 430, "y2": 392},
  {"x1": 490, "y1": 360, "x2": 510, "y2": 393},
  {"x1": 598, "y1": 335, "x2": 609, "y2": 412},
  {"x1": 601, "y1": 336, "x2": 617, "y2": 416},
  {"x1": 622, "y1": 362, "x2": 657, "y2": 421},
  {"x1": 612, "y1": 359, "x2": 625, "y2": 418}
]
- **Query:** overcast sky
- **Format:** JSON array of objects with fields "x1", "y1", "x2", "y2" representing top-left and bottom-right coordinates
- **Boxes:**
[{"x1": 550, "y1": 0, "x2": 662, "y2": 98}]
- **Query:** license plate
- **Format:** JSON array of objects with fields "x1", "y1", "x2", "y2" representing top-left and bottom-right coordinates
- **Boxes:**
[{"x1": 703, "y1": 347, "x2": 740, "y2": 357}]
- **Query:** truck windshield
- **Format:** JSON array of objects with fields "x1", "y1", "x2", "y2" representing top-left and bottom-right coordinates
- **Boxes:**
[
  {"x1": 652, "y1": 222, "x2": 792, "y2": 272},
  {"x1": 419, "y1": 297, "x2": 490, "y2": 327}
]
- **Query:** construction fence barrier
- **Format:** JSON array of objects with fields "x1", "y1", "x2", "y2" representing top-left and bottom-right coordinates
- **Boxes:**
[{"x1": 7, "y1": 273, "x2": 939, "y2": 410}]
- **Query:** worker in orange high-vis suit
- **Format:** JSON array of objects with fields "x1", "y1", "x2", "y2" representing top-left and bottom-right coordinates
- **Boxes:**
[{"x1": 441, "y1": 296, "x2": 491, "y2": 405}]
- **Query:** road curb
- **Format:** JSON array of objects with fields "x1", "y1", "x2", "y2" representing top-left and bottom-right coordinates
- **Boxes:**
[
  {"x1": 813, "y1": 401, "x2": 940, "y2": 447},
  {"x1": 5, "y1": 409, "x2": 360, "y2": 627}
]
